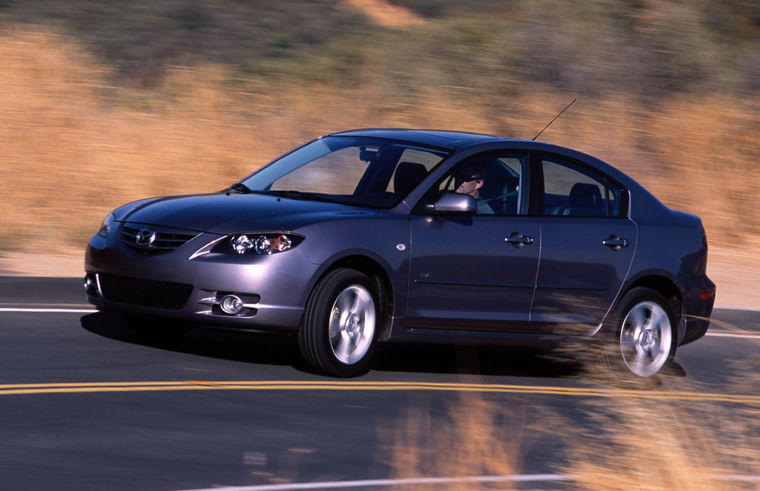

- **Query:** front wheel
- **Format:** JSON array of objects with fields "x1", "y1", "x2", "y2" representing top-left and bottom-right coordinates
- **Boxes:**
[
  {"x1": 298, "y1": 269, "x2": 380, "y2": 377},
  {"x1": 604, "y1": 287, "x2": 677, "y2": 379}
]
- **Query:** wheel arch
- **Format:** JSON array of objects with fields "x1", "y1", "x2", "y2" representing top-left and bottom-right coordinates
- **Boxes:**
[
  {"x1": 622, "y1": 274, "x2": 682, "y2": 319},
  {"x1": 303, "y1": 254, "x2": 395, "y2": 340}
]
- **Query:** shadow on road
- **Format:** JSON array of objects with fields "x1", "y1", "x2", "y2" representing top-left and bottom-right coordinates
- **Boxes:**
[
  {"x1": 81, "y1": 311, "x2": 299, "y2": 368},
  {"x1": 373, "y1": 342, "x2": 585, "y2": 378},
  {"x1": 80, "y1": 311, "x2": 688, "y2": 380}
]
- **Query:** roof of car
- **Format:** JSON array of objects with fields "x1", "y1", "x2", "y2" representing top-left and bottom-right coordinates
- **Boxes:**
[{"x1": 329, "y1": 128, "x2": 522, "y2": 150}]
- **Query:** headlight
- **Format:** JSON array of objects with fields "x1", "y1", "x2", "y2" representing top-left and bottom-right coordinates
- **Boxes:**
[
  {"x1": 226, "y1": 233, "x2": 302, "y2": 255},
  {"x1": 230, "y1": 234, "x2": 254, "y2": 254},
  {"x1": 97, "y1": 212, "x2": 115, "y2": 238}
]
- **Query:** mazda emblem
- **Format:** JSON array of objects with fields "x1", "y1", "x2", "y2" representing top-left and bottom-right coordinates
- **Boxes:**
[{"x1": 135, "y1": 229, "x2": 157, "y2": 247}]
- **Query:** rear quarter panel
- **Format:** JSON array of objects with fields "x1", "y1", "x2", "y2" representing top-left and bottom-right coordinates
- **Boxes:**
[{"x1": 623, "y1": 192, "x2": 714, "y2": 343}]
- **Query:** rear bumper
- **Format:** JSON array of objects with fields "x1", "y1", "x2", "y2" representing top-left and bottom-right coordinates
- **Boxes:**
[
  {"x1": 681, "y1": 314, "x2": 711, "y2": 345},
  {"x1": 679, "y1": 276, "x2": 716, "y2": 346}
]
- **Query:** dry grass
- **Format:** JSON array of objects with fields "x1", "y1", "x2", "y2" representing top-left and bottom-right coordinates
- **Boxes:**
[
  {"x1": 1, "y1": 27, "x2": 759, "y2": 253},
  {"x1": 386, "y1": 395, "x2": 523, "y2": 489},
  {"x1": 566, "y1": 398, "x2": 758, "y2": 491},
  {"x1": 0, "y1": 29, "x2": 270, "y2": 249},
  {"x1": 343, "y1": 0, "x2": 428, "y2": 27},
  {"x1": 385, "y1": 318, "x2": 760, "y2": 489},
  {"x1": 385, "y1": 373, "x2": 760, "y2": 490}
]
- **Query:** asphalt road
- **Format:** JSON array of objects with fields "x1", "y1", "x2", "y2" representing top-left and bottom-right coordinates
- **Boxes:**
[{"x1": 1, "y1": 277, "x2": 758, "y2": 490}]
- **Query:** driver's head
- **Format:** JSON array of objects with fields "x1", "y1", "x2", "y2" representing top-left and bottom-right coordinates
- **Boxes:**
[{"x1": 454, "y1": 166, "x2": 486, "y2": 198}]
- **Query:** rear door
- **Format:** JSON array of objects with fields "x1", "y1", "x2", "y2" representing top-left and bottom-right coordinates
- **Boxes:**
[{"x1": 532, "y1": 154, "x2": 636, "y2": 334}]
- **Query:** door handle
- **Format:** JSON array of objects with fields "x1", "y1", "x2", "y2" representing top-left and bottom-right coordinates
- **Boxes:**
[
  {"x1": 505, "y1": 231, "x2": 534, "y2": 248},
  {"x1": 603, "y1": 235, "x2": 629, "y2": 250}
]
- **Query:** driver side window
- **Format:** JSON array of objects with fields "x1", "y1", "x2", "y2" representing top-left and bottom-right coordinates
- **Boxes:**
[{"x1": 436, "y1": 154, "x2": 530, "y2": 216}]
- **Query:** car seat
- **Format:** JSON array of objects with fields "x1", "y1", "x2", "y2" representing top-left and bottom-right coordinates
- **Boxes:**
[
  {"x1": 568, "y1": 183, "x2": 604, "y2": 216},
  {"x1": 394, "y1": 162, "x2": 428, "y2": 197}
]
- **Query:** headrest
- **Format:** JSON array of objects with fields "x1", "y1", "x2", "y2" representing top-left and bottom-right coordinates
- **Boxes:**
[
  {"x1": 569, "y1": 183, "x2": 603, "y2": 216},
  {"x1": 394, "y1": 162, "x2": 428, "y2": 197}
]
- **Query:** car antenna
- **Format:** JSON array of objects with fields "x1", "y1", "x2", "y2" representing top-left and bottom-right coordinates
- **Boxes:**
[{"x1": 531, "y1": 98, "x2": 576, "y2": 141}]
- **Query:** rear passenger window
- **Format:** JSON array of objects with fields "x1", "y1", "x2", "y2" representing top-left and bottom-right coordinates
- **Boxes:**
[{"x1": 542, "y1": 157, "x2": 624, "y2": 217}]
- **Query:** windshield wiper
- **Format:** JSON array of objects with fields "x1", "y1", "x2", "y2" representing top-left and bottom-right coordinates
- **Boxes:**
[
  {"x1": 227, "y1": 182, "x2": 252, "y2": 194},
  {"x1": 226, "y1": 185, "x2": 336, "y2": 203},
  {"x1": 265, "y1": 190, "x2": 335, "y2": 203}
]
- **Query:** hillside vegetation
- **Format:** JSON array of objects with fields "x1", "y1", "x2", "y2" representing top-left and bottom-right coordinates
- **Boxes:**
[{"x1": 0, "y1": 0, "x2": 759, "y2": 250}]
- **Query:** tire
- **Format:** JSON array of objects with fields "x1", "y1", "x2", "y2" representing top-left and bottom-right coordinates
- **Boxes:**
[
  {"x1": 603, "y1": 287, "x2": 677, "y2": 379},
  {"x1": 123, "y1": 313, "x2": 189, "y2": 345},
  {"x1": 298, "y1": 269, "x2": 380, "y2": 377}
]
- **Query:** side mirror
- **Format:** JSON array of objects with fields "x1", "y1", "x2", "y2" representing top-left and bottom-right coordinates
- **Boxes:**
[{"x1": 425, "y1": 192, "x2": 476, "y2": 214}]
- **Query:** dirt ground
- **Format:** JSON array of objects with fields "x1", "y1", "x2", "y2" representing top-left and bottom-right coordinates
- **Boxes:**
[
  {"x1": 0, "y1": 244, "x2": 756, "y2": 310},
  {"x1": 705, "y1": 246, "x2": 760, "y2": 310}
]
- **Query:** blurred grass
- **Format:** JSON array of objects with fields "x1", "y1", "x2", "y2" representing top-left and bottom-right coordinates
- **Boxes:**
[
  {"x1": 567, "y1": 398, "x2": 760, "y2": 490},
  {"x1": 386, "y1": 396, "x2": 522, "y2": 489},
  {"x1": 384, "y1": 353, "x2": 760, "y2": 490},
  {"x1": 386, "y1": 388, "x2": 760, "y2": 490},
  {"x1": 0, "y1": 0, "x2": 759, "y2": 251},
  {"x1": 564, "y1": 355, "x2": 760, "y2": 489}
]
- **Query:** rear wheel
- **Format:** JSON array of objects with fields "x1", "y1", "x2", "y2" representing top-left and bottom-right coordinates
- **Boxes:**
[
  {"x1": 604, "y1": 287, "x2": 677, "y2": 379},
  {"x1": 298, "y1": 269, "x2": 380, "y2": 377}
]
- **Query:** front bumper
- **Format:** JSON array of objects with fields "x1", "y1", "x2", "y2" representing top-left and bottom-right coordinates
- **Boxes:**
[{"x1": 85, "y1": 231, "x2": 316, "y2": 333}]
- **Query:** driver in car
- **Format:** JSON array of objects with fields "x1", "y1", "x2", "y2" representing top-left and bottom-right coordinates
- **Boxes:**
[{"x1": 454, "y1": 165, "x2": 495, "y2": 214}]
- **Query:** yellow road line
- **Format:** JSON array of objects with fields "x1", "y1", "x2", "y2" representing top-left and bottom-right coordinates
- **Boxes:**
[{"x1": 0, "y1": 380, "x2": 758, "y2": 404}]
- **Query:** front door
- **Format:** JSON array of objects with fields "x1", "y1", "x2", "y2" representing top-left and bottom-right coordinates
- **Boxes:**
[
  {"x1": 407, "y1": 215, "x2": 540, "y2": 331},
  {"x1": 406, "y1": 152, "x2": 539, "y2": 332}
]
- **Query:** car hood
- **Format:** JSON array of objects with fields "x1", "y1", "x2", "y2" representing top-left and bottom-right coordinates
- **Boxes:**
[{"x1": 121, "y1": 192, "x2": 377, "y2": 233}]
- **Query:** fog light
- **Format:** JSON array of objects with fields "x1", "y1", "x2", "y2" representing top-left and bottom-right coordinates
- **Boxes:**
[
  {"x1": 83, "y1": 274, "x2": 99, "y2": 296},
  {"x1": 219, "y1": 294, "x2": 244, "y2": 315}
]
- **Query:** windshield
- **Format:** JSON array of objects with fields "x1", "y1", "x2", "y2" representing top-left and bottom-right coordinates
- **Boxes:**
[{"x1": 238, "y1": 136, "x2": 449, "y2": 208}]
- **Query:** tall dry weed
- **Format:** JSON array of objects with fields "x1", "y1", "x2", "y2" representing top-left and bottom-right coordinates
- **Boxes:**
[
  {"x1": 387, "y1": 330, "x2": 759, "y2": 489},
  {"x1": 386, "y1": 380, "x2": 759, "y2": 490},
  {"x1": 567, "y1": 352, "x2": 760, "y2": 489},
  {"x1": 566, "y1": 397, "x2": 758, "y2": 491},
  {"x1": 387, "y1": 394, "x2": 524, "y2": 490}
]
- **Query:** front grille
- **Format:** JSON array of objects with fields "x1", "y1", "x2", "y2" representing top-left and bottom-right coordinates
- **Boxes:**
[
  {"x1": 121, "y1": 224, "x2": 198, "y2": 257},
  {"x1": 98, "y1": 274, "x2": 193, "y2": 309}
]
